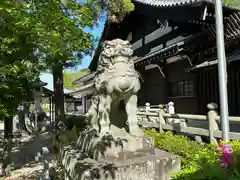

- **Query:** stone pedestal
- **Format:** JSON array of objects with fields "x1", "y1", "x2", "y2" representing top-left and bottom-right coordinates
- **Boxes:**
[
  {"x1": 106, "y1": 148, "x2": 180, "y2": 180},
  {"x1": 60, "y1": 127, "x2": 180, "y2": 180}
]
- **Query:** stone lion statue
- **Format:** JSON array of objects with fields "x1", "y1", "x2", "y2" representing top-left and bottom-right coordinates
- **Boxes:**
[{"x1": 86, "y1": 39, "x2": 143, "y2": 137}]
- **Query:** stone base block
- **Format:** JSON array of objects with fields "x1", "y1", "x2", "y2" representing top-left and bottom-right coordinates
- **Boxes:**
[
  {"x1": 60, "y1": 128, "x2": 180, "y2": 180},
  {"x1": 61, "y1": 146, "x2": 180, "y2": 180}
]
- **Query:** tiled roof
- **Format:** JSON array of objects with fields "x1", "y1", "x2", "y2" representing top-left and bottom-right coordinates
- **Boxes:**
[{"x1": 132, "y1": 0, "x2": 214, "y2": 7}]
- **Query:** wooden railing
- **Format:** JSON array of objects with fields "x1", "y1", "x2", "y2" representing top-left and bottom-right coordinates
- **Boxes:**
[{"x1": 137, "y1": 103, "x2": 240, "y2": 144}]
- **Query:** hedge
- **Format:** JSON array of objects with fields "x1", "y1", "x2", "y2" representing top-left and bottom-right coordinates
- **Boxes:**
[
  {"x1": 63, "y1": 114, "x2": 87, "y2": 131},
  {"x1": 145, "y1": 130, "x2": 240, "y2": 180}
]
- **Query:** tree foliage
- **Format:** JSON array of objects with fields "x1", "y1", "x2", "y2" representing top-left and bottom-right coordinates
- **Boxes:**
[
  {"x1": 29, "y1": 0, "x2": 96, "y2": 69},
  {"x1": 87, "y1": 0, "x2": 134, "y2": 23},
  {"x1": 108, "y1": 0, "x2": 134, "y2": 23},
  {"x1": 0, "y1": 0, "x2": 137, "y2": 119},
  {"x1": 0, "y1": 1, "x2": 40, "y2": 118},
  {"x1": 63, "y1": 68, "x2": 90, "y2": 90},
  {"x1": 223, "y1": 0, "x2": 240, "y2": 7},
  {"x1": 0, "y1": 0, "x2": 101, "y2": 118}
]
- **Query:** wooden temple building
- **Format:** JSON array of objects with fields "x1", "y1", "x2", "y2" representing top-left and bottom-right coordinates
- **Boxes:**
[
  {"x1": 69, "y1": 72, "x2": 95, "y2": 114},
  {"x1": 73, "y1": 0, "x2": 240, "y2": 116}
]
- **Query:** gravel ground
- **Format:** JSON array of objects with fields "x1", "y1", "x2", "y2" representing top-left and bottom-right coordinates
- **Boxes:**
[
  {"x1": 1, "y1": 161, "x2": 56, "y2": 180},
  {"x1": 0, "y1": 132, "x2": 59, "y2": 180}
]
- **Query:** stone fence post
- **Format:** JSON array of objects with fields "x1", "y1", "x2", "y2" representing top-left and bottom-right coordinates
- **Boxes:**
[
  {"x1": 145, "y1": 102, "x2": 150, "y2": 112},
  {"x1": 158, "y1": 105, "x2": 166, "y2": 133},
  {"x1": 207, "y1": 103, "x2": 219, "y2": 144},
  {"x1": 166, "y1": 101, "x2": 175, "y2": 124},
  {"x1": 167, "y1": 102, "x2": 175, "y2": 114}
]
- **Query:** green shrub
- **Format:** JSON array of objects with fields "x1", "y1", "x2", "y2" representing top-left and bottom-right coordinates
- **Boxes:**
[
  {"x1": 55, "y1": 126, "x2": 79, "y2": 166},
  {"x1": 54, "y1": 115, "x2": 87, "y2": 153},
  {"x1": 63, "y1": 114, "x2": 87, "y2": 132},
  {"x1": 58, "y1": 126, "x2": 78, "y2": 147},
  {"x1": 145, "y1": 130, "x2": 240, "y2": 180}
]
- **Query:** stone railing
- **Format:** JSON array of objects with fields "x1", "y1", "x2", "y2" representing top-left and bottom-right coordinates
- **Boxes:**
[{"x1": 137, "y1": 102, "x2": 240, "y2": 144}]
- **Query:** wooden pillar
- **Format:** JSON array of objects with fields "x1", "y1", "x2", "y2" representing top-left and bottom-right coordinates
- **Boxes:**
[
  {"x1": 49, "y1": 97, "x2": 52, "y2": 122},
  {"x1": 136, "y1": 66, "x2": 145, "y2": 106},
  {"x1": 51, "y1": 98, "x2": 55, "y2": 123}
]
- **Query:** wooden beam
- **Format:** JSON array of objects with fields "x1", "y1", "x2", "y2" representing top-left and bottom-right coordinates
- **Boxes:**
[{"x1": 134, "y1": 3, "x2": 205, "y2": 22}]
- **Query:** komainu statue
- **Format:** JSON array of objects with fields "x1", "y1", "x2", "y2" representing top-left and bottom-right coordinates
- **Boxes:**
[
  {"x1": 86, "y1": 39, "x2": 143, "y2": 137},
  {"x1": 60, "y1": 41, "x2": 181, "y2": 180}
]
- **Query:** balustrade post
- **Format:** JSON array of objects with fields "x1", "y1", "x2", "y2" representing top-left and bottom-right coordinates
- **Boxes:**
[
  {"x1": 145, "y1": 102, "x2": 150, "y2": 112},
  {"x1": 167, "y1": 102, "x2": 175, "y2": 124},
  {"x1": 158, "y1": 104, "x2": 166, "y2": 133},
  {"x1": 207, "y1": 103, "x2": 219, "y2": 144},
  {"x1": 145, "y1": 102, "x2": 152, "y2": 124}
]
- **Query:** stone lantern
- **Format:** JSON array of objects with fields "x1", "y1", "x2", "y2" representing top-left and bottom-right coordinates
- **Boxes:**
[{"x1": 32, "y1": 78, "x2": 47, "y2": 161}]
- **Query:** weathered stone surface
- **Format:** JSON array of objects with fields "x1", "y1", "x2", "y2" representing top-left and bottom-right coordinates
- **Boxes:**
[
  {"x1": 60, "y1": 128, "x2": 180, "y2": 180},
  {"x1": 73, "y1": 127, "x2": 155, "y2": 161},
  {"x1": 113, "y1": 153, "x2": 180, "y2": 180},
  {"x1": 60, "y1": 39, "x2": 181, "y2": 179},
  {"x1": 61, "y1": 143, "x2": 180, "y2": 180},
  {"x1": 86, "y1": 39, "x2": 143, "y2": 137}
]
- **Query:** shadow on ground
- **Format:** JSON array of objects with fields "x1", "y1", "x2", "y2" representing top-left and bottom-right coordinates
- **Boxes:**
[
  {"x1": 10, "y1": 132, "x2": 54, "y2": 169},
  {"x1": 0, "y1": 132, "x2": 56, "y2": 180}
]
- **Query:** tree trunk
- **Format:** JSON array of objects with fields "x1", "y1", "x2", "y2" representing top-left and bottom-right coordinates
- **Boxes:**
[
  {"x1": 52, "y1": 63, "x2": 65, "y2": 151},
  {"x1": 1, "y1": 116, "x2": 13, "y2": 176},
  {"x1": 53, "y1": 63, "x2": 65, "y2": 125}
]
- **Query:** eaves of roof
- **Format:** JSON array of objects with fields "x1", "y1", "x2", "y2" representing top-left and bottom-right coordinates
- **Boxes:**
[
  {"x1": 134, "y1": 32, "x2": 203, "y2": 65},
  {"x1": 69, "y1": 83, "x2": 94, "y2": 96},
  {"x1": 133, "y1": 0, "x2": 210, "y2": 7},
  {"x1": 188, "y1": 50, "x2": 240, "y2": 71},
  {"x1": 188, "y1": 11, "x2": 240, "y2": 41},
  {"x1": 132, "y1": 0, "x2": 238, "y2": 10},
  {"x1": 72, "y1": 72, "x2": 96, "y2": 84},
  {"x1": 89, "y1": 0, "x2": 240, "y2": 72}
]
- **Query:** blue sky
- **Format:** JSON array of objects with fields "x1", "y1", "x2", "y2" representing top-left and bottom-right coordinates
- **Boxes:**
[{"x1": 40, "y1": 19, "x2": 105, "y2": 91}]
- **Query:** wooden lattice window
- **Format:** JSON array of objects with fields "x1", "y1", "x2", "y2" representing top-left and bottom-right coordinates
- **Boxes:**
[{"x1": 170, "y1": 80, "x2": 195, "y2": 97}]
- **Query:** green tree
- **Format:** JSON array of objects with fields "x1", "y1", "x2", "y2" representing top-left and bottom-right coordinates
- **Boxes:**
[
  {"x1": 0, "y1": 0, "x2": 95, "y2": 124},
  {"x1": 0, "y1": 0, "x2": 103, "y2": 175},
  {"x1": 87, "y1": 0, "x2": 134, "y2": 23},
  {"x1": 0, "y1": 1, "x2": 43, "y2": 174},
  {"x1": 0, "y1": 0, "x2": 135, "y2": 174},
  {"x1": 223, "y1": 0, "x2": 240, "y2": 7},
  {"x1": 63, "y1": 68, "x2": 90, "y2": 90},
  {"x1": 33, "y1": 0, "x2": 135, "y2": 126}
]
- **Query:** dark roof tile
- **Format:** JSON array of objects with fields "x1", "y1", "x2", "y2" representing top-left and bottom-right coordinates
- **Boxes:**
[{"x1": 132, "y1": 0, "x2": 214, "y2": 7}]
